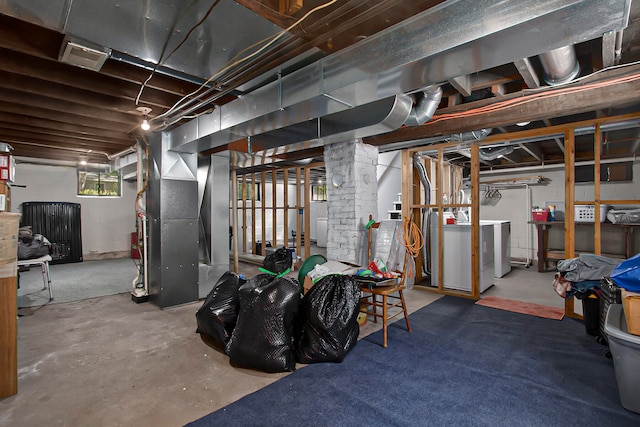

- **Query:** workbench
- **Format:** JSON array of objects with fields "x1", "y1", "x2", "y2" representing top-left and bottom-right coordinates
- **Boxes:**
[{"x1": 528, "y1": 220, "x2": 639, "y2": 272}]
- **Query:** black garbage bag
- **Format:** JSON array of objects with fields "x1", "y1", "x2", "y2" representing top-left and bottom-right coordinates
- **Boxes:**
[
  {"x1": 262, "y1": 247, "x2": 292, "y2": 274},
  {"x1": 227, "y1": 274, "x2": 301, "y2": 373},
  {"x1": 295, "y1": 274, "x2": 361, "y2": 364},
  {"x1": 17, "y1": 233, "x2": 50, "y2": 260},
  {"x1": 195, "y1": 271, "x2": 245, "y2": 350}
]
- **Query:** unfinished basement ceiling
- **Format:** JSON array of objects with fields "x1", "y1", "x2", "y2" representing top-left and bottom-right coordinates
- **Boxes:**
[{"x1": 0, "y1": 0, "x2": 639, "y2": 172}]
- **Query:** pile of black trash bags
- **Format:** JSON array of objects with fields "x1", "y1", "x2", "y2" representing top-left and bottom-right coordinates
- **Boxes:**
[{"x1": 195, "y1": 247, "x2": 361, "y2": 373}]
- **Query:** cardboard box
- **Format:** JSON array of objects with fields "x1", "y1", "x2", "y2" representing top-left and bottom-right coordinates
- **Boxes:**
[
  {"x1": 303, "y1": 276, "x2": 314, "y2": 294},
  {"x1": 622, "y1": 289, "x2": 640, "y2": 336}
]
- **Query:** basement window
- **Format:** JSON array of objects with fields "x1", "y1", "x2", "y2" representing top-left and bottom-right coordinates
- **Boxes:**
[
  {"x1": 77, "y1": 169, "x2": 121, "y2": 197},
  {"x1": 311, "y1": 184, "x2": 327, "y2": 201}
]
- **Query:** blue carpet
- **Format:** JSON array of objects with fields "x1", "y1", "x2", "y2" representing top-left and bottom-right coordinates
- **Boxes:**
[{"x1": 187, "y1": 296, "x2": 640, "y2": 427}]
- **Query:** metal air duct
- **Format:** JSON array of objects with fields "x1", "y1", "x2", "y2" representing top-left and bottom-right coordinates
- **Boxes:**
[
  {"x1": 539, "y1": 45, "x2": 580, "y2": 86},
  {"x1": 405, "y1": 86, "x2": 443, "y2": 126},
  {"x1": 166, "y1": 0, "x2": 630, "y2": 155},
  {"x1": 448, "y1": 129, "x2": 493, "y2": 143},
  {"x1": 478, "y1": 145, "x2": 514, "y2": 161}
]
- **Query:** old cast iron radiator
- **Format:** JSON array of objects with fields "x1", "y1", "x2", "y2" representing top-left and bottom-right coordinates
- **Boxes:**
[{"x1": 21, "y1": 202, "x2": 83, "y2": 264}]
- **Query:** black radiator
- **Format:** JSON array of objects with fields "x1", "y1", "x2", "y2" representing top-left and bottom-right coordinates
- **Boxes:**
[{"x1": 21, "y1": 202, "x2": 83, "y2": 264}]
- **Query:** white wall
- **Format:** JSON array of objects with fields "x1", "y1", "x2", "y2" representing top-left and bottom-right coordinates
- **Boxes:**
[
  {"x1": 377, "y1": 151, "x2": 402, "y2": 221},
  {"x1": 309, "y1": 201, "x2": 327, "y2": 241},
  {"x1": 10, "y1": 163, "x2": 138, "y2": 258}
]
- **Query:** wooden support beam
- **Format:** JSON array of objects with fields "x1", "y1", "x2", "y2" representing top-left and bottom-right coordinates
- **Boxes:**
[
  {"x1": 261, "y1": 171, "x2": 267, "y2": 255},
  {"x1": 447, "y1": 93, "x2": 462, "y2": 107},
  {"x1": 594, "y1": 124, "x2": 602, "y2": 254},
  {"x1": 232, "y1": 169, "x2": 239, "y2": 272},
  {"x1": 436, "y1": 146, "x2": 444, "y2": 292},
  {"x1": 283, "y1": 168, "x2": 289, "y2": 247},
  {"x1": 296, "y1": 167, "x2": 302, "y2": 252},
  {"x1": 251, "y1": 173, "x2": 256, "y2": 255},
  {"x1": 304, "y1": 167, "x2": 311, "y2": 258},
  {"x1": 241, "y1": 175, "x2": 247, "y2": 253},
  {"x1": 491, "y1": 84, "x2": 505, "y2": 96},
  {"x1": 401, "y1": 150, "x2": 412, "y2": 221},
  {"x1": 564, "y1": 128, "x2": 578, "y2": 318},
  {"x1": 272, "y1": 170, "x2": 277, "y2": 248}
]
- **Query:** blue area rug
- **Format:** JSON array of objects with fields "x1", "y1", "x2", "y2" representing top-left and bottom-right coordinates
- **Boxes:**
[{"x1": 186, "y1": 296, "x2": 640, "y2": 427}]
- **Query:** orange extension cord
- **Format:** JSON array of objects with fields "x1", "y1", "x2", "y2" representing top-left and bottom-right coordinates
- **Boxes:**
[{"x1": 400, "y1": 216, "x2": 424, "y2": 258}]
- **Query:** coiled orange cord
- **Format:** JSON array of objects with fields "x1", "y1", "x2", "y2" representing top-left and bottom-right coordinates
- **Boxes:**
[{"x1": 400, "y1": 216, "x2": 424, "y2": 257}]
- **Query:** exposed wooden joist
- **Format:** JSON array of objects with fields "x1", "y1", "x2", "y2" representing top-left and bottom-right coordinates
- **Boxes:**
[
  {"x1": 0, "y1": 15, "x2": 198, "y2": 98},
  {"x1": 518, "y1": 143, "x2": 543, "y2": 162},
  {"x1": 0, "y1": 100, "x2": 136, "y2": 136},
  {"x1": 0, "y1": 48, "x2": 181, "y2": 110},
  {"x1": 0, "y1": 128, "x2": 130, "y2": 151},
  {"x1": 0, "y1": 87, "x2": 138, "y2": 126},
  {"x1": 542, "y1": 119, "x2": 565, "y2": 153},
  {"x1": 0, "y1": 70, "x2": 149, "y2": 115},
  {"x1": 0, "y1": 112, "x2": 130, "y2": 142}
]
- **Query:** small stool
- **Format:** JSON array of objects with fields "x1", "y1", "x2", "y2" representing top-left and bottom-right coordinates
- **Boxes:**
[
  {"x1": 17, "y1": 255, "x2": 53, "y2": 301},
  {"x1": 359, "y1": 282, "x2": 411, "y2": 347}
]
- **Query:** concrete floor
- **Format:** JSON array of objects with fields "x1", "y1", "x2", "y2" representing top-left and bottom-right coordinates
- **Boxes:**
[{"x1": 1, "y1": 257, "x2": 567, "y2": 426}]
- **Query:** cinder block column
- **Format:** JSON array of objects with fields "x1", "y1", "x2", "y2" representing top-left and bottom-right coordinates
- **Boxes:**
[{"x1": 324, "y1": 139, "x2": 378, "y2": 265}]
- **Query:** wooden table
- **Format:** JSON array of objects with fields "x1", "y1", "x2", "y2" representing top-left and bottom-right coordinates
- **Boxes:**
[{"x1": 528, "y1": 220, "x2": 639, "y2": 272}]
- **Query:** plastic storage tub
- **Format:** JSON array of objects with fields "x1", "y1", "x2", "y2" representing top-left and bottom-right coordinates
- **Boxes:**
[{"x1": 604, "y1": 304, "x2": 640, "y2": 414}]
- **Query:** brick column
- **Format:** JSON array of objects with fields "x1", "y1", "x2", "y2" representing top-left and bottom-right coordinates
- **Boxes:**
[{"x1": 324, "y1": 139, "x2": 378, "y2": 265}]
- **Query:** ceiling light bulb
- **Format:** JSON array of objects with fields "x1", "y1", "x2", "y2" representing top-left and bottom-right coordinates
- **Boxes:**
[
  {"x1": 516, "y1": 121, "x2": 530, "y2": 127},
  {"x1": 136, "y1": 106, "x2": 153, "y2": 131},
  {"x1": 80, "y1": 159, "x2": 87, "y2": 165}
]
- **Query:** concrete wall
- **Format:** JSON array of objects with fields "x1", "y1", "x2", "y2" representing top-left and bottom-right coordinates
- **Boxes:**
[
  {"x1": 10, "y1": 162, "x2": 138, "y2": 259},
  {"x1": 479, "y1": 160, "x2": 640, "y2": 261}
]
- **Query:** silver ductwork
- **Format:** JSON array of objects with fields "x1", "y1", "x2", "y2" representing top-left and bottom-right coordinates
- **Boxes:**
[
  {"x1": 539, "y1": 45, "x2": 580, "y2": 86},
  {"x1": 412, "y1": 153, "x2": 432, "y2": 275},
  {"x1": 405, "y1": 86, "x2": 443, "y2": 126},
  {"x1": 478, "y1": 145, "x2": 514, "y2": 161},
  {"x1": 447, "y1": 128, "x2": 513, "y2": 161},
  {"x1": 458, "y1": 145, "x2": 514, "y2": 161},
  {"x1": 165, "y1": 0, "x2": 630, "y2": 154},
  {"x1": 448, "y1": 129, "x2": 493, "y2": 143}
]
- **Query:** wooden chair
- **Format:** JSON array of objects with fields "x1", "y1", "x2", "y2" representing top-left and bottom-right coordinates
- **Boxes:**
[{"x1": 359, "y1": 215, "x2": 411, "y2": 347}]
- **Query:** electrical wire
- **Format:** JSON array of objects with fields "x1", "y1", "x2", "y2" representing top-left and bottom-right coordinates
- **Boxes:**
[
  {"x1": 153, "y1": 0, "x2": 339, "y2": 124},
  {"x1": 135, "y1": 0, "x2": 221, "y2": 106},
  {"x1": 427, "y1": 63, "x2": 640, "y2": 126}
]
